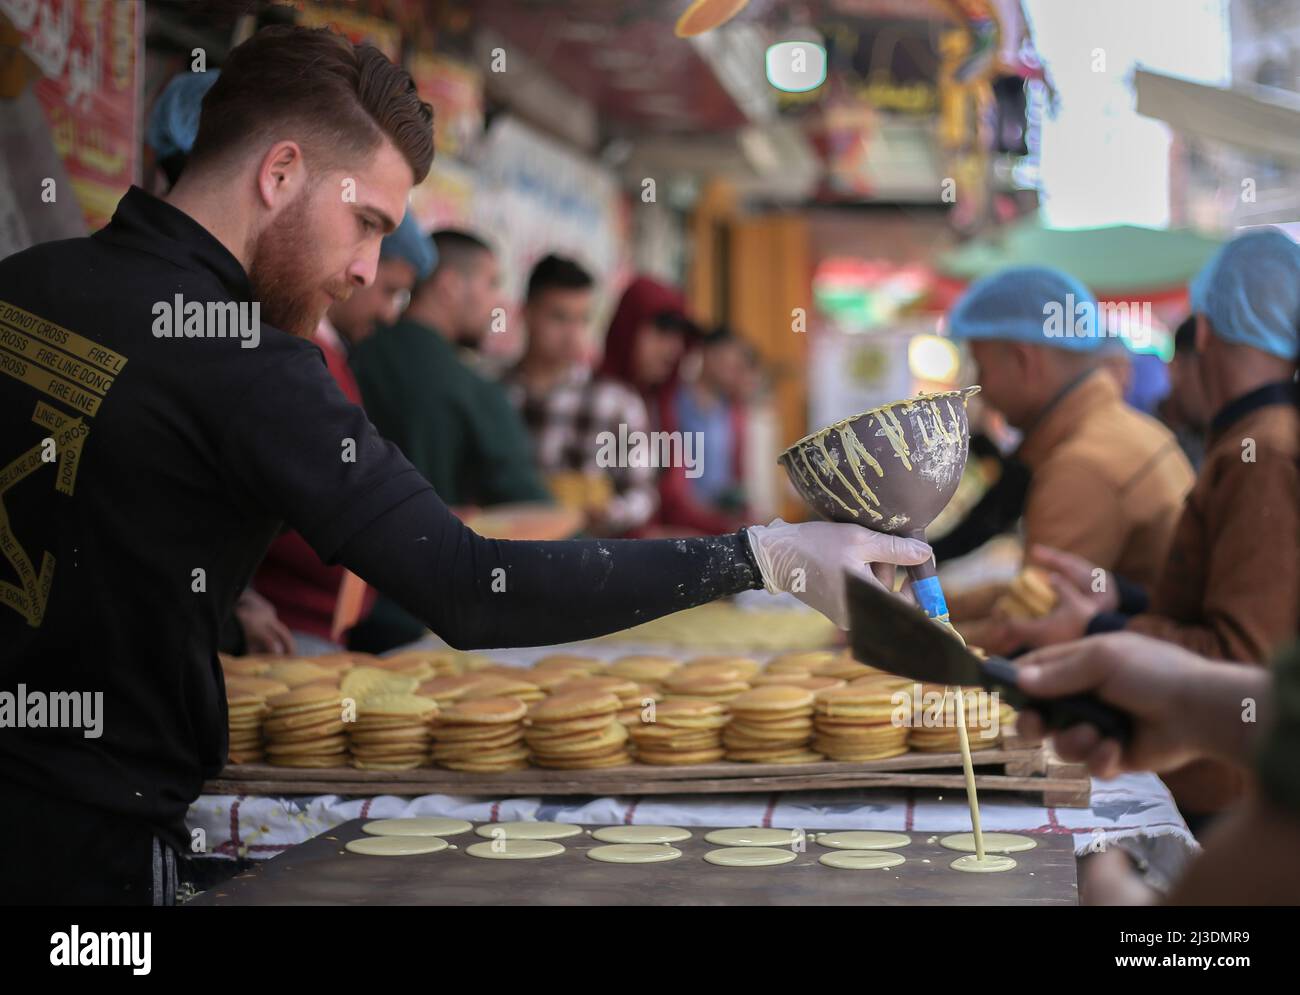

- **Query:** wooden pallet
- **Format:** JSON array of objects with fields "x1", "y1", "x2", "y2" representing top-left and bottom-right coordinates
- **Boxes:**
[{"x1": 204, "y1": 735, "x2": 1090, "y2": 807}]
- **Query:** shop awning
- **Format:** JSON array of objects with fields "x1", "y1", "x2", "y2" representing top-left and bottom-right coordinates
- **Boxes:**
[
  {"x1": 1134, "y1": 68, "x2": 1300, "y2": 167},
  {"x1": 932, "y1": 216, "x2": 1222, "y2": 306}
]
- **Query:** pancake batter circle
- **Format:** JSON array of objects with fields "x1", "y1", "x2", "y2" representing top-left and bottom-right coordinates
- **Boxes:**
[
  {"x1": 587, "y1": 844, "x2": 683, "y2": 864},
  {"x1": 815, "y1": 831, "x2": 910, "y2": 850},
  {"x1": 818, "y1": 850, "x2": 906, "y2": 870},
  {"x1": 703, "y1": 827, "x2": 803, "y2": 847},
  {"x1": 591, "y1": 825, "x2": 693, "y2": 844},
  {"x1": 940, "y1": 832, "x2": 1036, "y2": 853},
  {"x1": 362, "y1": 817, "x2": 472, "y2": 838},
  {"x1": 950, "y1": 853, "x2": 1017, "y2": 873},
  {"x1": 704, "y1": 846, "x2": 797, "y2": 867},
  {"x1": 465, "y1": 839, "x2": 566, "y2": 860},
  {"x1": 474, "y1": 821, "x2": 583, "y2": 840},
  {"x1": 345, "y1": 835, "x2": 449, "y2": 856}
]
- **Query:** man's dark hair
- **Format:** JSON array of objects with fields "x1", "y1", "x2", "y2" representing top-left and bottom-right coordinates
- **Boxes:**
[
  {"x1": 188, "y1": 25, "x2": 434, "y2": 183},
  {"x1": 526, "y1": 254, "x2": 593, "y2": 302},
  {"x1": 430, "y1": 229, "x2": 493, "y2": 276}
]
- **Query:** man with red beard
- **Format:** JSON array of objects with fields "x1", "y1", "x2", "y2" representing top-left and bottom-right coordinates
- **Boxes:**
[{"x1": 0, "y1": 26, "x2": 930, "y2": 904}]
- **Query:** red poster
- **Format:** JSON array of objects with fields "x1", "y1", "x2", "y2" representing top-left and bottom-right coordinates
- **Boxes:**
[{"x1": 3, "y1": 0, "x2": 141, "y2": 231}]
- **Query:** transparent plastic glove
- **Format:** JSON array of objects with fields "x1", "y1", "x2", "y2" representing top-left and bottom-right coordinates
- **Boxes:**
[{"x1": 746, "y1": 518, "x2": 933, "y2": 629}]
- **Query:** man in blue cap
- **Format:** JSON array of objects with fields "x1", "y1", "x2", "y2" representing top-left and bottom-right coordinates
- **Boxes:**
[
  {"x1": 324, "y1": 210, "x2": 436, "y2": 350},
  {"x1": 944, "y1": 265, "x2": 1194, "y2": 650},
  {"x1": 1001, "y1": 230, "x2": 1300, "y2": 824}
]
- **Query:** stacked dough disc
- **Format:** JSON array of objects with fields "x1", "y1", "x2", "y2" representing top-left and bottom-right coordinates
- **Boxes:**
[
  {"x1": 348, "y1": 694, "x2": 438, "y2": 770},
  {"x1": 629, "y1": 698, "x2": 729, "y2": 765},
  {"x1": 812, "y1": 681, "x2": 910, "y2": 762},
  {"x1": 431, "y1": 697, "x2": 530, "y2": 772},
  {"x1": 524, "y1": 689, "x2": 631, "y2": 769},
  {"x1": 907, "y1": 686, "x2": 1014, "y2": 753},
  {"x1": 550, "y1": 675, "x2": 657, "y2": 727},
  {"x1": 723, "y1": 685, "x2": 821, "y2": 763},
  {"x1": 994, "y1": 566, "x2": 1057, "y2": 619},
  {"x1": 225, "y1": 690, "x2": 270, "y2": 765},
  {"x1": 661, "y1": 657, "x2": 757, "y2": 705},
  {"x1": 603, "y1": 654, "x2": 681, "y2": 688},
  {"x1": 264, "y1": 686, "x2": 348, "y2": 768}
]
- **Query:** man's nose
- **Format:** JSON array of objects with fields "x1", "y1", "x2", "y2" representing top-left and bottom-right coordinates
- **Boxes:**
[{"x1": 348, "y1": 249, "x2": 380, "y2": 289}]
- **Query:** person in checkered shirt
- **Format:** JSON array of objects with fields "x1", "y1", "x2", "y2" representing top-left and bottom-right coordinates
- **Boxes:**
[{"x1": 506, "y1": 255, "x2": 659, "y2": 536}]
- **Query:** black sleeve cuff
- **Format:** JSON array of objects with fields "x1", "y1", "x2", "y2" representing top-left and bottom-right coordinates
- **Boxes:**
[
  {"x1": 1086, "y1": 611, "x2": 1130, "y2": 636},
  {"x1": 1114, "y1": 573, "x2": 1149, "y2": 615}
]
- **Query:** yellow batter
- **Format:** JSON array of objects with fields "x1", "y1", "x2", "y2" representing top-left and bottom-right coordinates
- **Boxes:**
[
  {"x1": 819, "y1": 850, "x2": 905, "y2": 870},
  {"x1": 465, "y1": 840, "x2": 566, "y2": 860},
  {"x1": 591, "y1": 825, "x2": 692, "y2": 844},
  {"x1": 950, "y1": 853, "x2": 1017, "y2": 873},
  {"x1": 703, "y1": 827, "x2": 803, "y2": 847},
  {"x1": 815, "y1": 831, "x2": 910, "y2": 850},
  {"x1": 474, "y1": 821, "x2": 582, "y2": 840},
  {"x1": 704, "y1": 847, "x2": 797, "y2": 867},
  {"x1": 951, "y1": 685, "x2": 987, "y2": 862},
  {"x1": 345, "y1": 835, "x2": 449, "y2": 856},
  {"x1": 587, "y1": 844, "x2": 683, "y2": 864},
  {"x1": 362, "y1": 817, "x2": 472, "y2": 838},
  {"x1": 940, "y1": 832, "x2": 1036, "y2": 854}
]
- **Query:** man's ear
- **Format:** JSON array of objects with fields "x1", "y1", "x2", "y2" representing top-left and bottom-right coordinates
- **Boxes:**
[
  {"x1": 255, "y1": 140, "x2": 305, "y2": 209},
  {"x1": 1193, "y1": 313, "x2": 1211, "y2": 354}
]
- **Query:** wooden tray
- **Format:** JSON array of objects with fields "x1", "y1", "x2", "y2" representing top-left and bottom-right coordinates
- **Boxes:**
[
  {"x1": 205, "y1": 738, "x2": 1090, "y2": 807},
  {"x1": 185, "y1": 818, "x2": 1078, "y2": 906}
]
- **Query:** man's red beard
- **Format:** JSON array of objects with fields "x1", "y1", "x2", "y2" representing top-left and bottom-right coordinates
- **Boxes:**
[{"x1": 247, "y1": 191, "x2": 348, "y2": 338}]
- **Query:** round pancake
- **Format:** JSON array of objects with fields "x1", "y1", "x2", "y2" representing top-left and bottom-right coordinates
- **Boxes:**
[
  {"x1": 765, "y1": 650, "x2": 838, "y2": 673},
  {"x1": 268, "y1": 719, "x2": 347, "y2": 742},
  {"x1": 587, "y1": 844, "x2": 682, "y2": 864},
  {"x1": 351, "y1": 757, "x2": 428, "y2": 771},
  {"x1": 939, "y1": 832, "x2": 1037, "y2": 854},
  {"x1": 951, "y1": 853, "x2": 1017, "y2": 873},
  {"x1": 703, "y1": 846, "x2": 796, "y2": 867},
  {"x1": 435, "y1": 721, "x2": 529, "y2": 742},
  {"x1": 819, "y1": 850, "x2": 905, "y2": 870},
  {"x1": 527, "y1": 690, "x2": 620, "y2": 723},
  {"x1": 729, "y1": 685, "x2": 815, "y2": 713},
  {"x1": 345, "y1": 835, "x2": 448, "y2": 856},
  {"x1": 265, "y1": 734, "x2": 348, "y2": 755},
  {"x1": 816, "y1": 830, "x2": 910, "y2": 850},
  {"x1": 604, "y1": 655, "x2": 681, "y2": 682},
  {"x1": 530, "y1": 654, "x2": 605, "y2": 673},
  {"x1": 464, "y1": 839, "x2": 565, "y2": 859},
  {"x1": 438, "y1": 697, "x2": 528, "y2": 725}
]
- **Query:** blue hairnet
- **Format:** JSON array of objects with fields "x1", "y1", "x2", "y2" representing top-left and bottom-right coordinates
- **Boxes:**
[
  {"x1": 947, "y1": 266, "x2": 1104, "y2": 351},
  {"x1": 1189, "y1": 228, "x2": 1300, "y2": 360},
  {"x1": 146, "y1": 71, "x2": 219, "y2": 159},
  {"x1": 381, "y1": 210, "x2": 436, "y2": 281}
]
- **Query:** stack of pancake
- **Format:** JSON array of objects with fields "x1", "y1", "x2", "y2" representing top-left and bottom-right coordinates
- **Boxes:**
[
  {"x1": 431, "y1": 697, "x2": 530, "y2": 772},
  {"x1": 225, "y1": 690, "x2": 270, "y2": 765},
  {"x1": 661, "y1": 657, "x2": 757, "y2": 705},
  {"x1": 549, "y1": 675, "x2": 657, "y2": 727},
  {"x1": 723, "y1": 685, "x2": 821, "y2": 763},
  {"x1": 907, "y1": 686, "x2": 1014, "y2": 754},
  {"x1": 456, "y1": 673, "x2": 544, "y2": 705},
  {"x1": 811, "y1": 681, "x2": 910, "y2": 762},
  {"x1": 603, "y1": 654, "x2": 681, "y2": 688},
  {"x1": 342, "y1": 665, "x2": 419, "y2": 705},
  {"x1": 524, "y1": 689, "x2": 631, "y2": 769},
  {"x1": 994, "y1": 566, "x2": 1058, "y2": 619},
  {"x1": 263, "y1": 686, "x2": 348, "y2": 768},
  {"x1": 629, "y1": 698, "x2": 729, "y2": 765},
  {"x1": 348, "y1": 694, "x2": 438, "y2": 770}
]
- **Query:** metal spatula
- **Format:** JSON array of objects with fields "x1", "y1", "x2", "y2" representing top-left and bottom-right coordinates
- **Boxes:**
[{"x1": 844, "y1": 568, "x2": 1132, "y2": 744}]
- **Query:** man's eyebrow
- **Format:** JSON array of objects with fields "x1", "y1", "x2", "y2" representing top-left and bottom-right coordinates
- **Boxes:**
[{"x1": 361, "y1": 205, "x2": 399, "y2": 235}]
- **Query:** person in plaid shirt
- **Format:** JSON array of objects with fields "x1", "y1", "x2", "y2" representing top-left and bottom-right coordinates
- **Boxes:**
[{"x1": 507, "y1": 256, "x2": 659, "y2": 536}]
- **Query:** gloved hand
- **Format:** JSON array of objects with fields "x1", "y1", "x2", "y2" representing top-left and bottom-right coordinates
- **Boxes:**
[{"x1": 746, "y1": 519, "x2": 933, "y2": 629}]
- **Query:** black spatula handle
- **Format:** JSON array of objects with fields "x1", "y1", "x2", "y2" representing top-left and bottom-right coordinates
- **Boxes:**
[{"x1": 980, "y1": 656, "x2": 1133, "y2": 745}]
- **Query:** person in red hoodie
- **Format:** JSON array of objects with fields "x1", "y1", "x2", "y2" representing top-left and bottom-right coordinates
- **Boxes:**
[{"x1": 599, "y1": 277, "x2": 745, "y2": 536}]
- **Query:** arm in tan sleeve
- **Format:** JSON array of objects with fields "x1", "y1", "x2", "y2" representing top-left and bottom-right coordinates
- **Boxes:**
[
  {"x1": 1022, "y1": 460, "x2": 1128, "y2": 571},
  {"x1": 1128, "y1": 450, "x2": 1300, "y2": 661}
]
